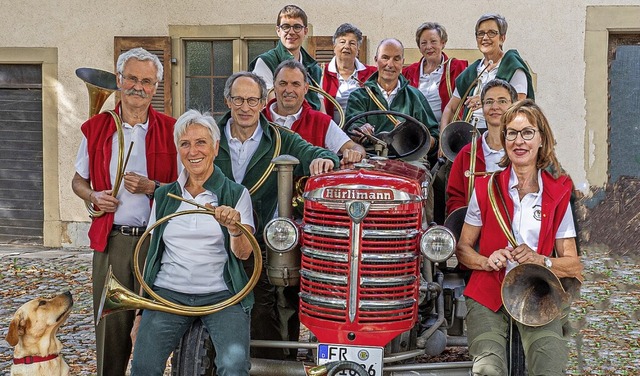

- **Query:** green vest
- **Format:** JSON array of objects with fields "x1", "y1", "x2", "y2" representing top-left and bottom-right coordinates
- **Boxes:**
[
  {"x1": 249, "y1": 41, "x2": 323, "y2": 110},
  {"x1": 345, "y1": 72, "x2": 440, "y2": 140},
  {"x1": 215, "y1": 112, "x2": 339, "y2": 249},
  {"x1": 455, "y1": 49, "x2": 535, "y2": 104},
  {"x1": 143, "y1": 167, "x2": 254, "y2": 311}
]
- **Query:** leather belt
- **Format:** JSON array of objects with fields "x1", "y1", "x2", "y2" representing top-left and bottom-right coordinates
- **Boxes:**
[{"x1": 112, "y1": 225, "x2": 146, "y2": 236}]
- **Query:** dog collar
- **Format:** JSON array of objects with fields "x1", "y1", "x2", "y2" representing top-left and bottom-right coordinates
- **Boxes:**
[{"x1": 13, "y1": 354, "x2": 59, "y2": 365}]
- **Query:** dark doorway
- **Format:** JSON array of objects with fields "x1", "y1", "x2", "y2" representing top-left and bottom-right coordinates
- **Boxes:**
[{"x1": 0, "y1": 64, "x2": 43, "y2": 244}]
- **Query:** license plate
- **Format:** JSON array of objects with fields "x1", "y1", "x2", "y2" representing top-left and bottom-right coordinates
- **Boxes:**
[{"x1": 317, "y1": 343, "x2": 383, "y2": 376}]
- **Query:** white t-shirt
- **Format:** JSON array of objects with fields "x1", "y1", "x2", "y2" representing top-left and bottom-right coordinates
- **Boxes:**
[
  {"x1": 252, "y1": 58, "x2": 278, "y2": 91},
  {"x1": 465, "y1": 168, "x2": 576, "y2": 273},
  {"x1": 150, "y1": 168, "x2": 255, "y2": 294},
  {"x1": 268, "y1": 102, "x2": 350, "y2": 154}
]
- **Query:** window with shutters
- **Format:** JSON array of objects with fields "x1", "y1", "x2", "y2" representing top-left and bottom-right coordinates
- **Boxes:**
[{"x1": 114, "y1": 37, "x2": 172, "y2": 116}]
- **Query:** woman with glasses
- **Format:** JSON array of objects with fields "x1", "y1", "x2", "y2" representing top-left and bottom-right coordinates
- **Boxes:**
[
  {"x1": 321, "y1": 23, "x2": 376, "y2": 124},
  {"x1": 402, "y1": 22, "x2": 468, "y2": 123},
  {"x1": 446, "y1": 79, "x2": 517, "y2": 216},
  {"x1": 440, "y1": 13, "x2": 535, "y2": 131},
  {"x1": 131, "y1": 109, "x2": 255, "y2": 375},
  {"x1": 456, "y1": 100, "x2": 583, "y2": 375}
]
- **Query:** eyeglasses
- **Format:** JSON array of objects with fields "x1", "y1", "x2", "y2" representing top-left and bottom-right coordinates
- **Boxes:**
[
  {"x1": 475, "y1": 30, "x2": 500, "y2": 39},
  {"x1": 120, "y1": 74, "x2": 157, "y2": 89},
  {"x1": 278, "y1": 23, "x2": 305, "y2": 33},
  {"x1": 483, "y1": 98, "x2": 511, "y2": 107},
  {"x1": 229, "y1": 96, "x2": 261, "y2": 107},
  {"x1": 505, "y1": 128, "x2": 538, "y2": 141}
]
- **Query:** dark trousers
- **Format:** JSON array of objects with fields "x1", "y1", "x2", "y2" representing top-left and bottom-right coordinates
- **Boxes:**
[
  {"x1": 244, "y1": 253, "x2": 300, "y2": 360},
  {"x1": 92, "y1": 231, "x2": 149, "y2": 376}
]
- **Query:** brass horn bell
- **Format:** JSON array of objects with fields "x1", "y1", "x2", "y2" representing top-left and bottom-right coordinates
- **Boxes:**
[
  {"x1": 443, "y1": 206, "x2": 467, "y2": 243},
  {"x1": 440, "y1": 121, "x2": 475, "y2": 163},
  {"x1": 75, "y1": 67, "x2": 119, "y2": 118},
  {"x1": 378, "y1": 119, "x2": 431, "y2": 162},
  {"x1": 501, "y1": 263, "x2": 572, "y2": 327}
]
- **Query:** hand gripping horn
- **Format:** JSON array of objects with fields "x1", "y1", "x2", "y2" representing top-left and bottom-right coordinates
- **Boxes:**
[{"x1": 97, "y1": 207, "x2": 262, "y2": 324}]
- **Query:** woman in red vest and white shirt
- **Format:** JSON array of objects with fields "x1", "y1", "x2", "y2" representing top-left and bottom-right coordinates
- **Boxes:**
[
  {"x1": 456, "y1": 100, "x2": 583, "y2": 375},
  {"x1": 402, "y1": 22, "x2": 468, "y2": 124},
  {"x1": 322, "y1": 23, "x2": 376, "y2": 124}
]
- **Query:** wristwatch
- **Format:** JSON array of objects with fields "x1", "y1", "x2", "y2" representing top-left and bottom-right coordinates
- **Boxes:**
[
  {"x1": 146, "y1": 180, "x2": 160, "y2": 199},
  {"x1": 543, "y1": 256, "x2": 553, "y2": 269}
]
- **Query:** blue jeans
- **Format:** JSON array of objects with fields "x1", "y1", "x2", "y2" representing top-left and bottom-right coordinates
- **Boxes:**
[{"x1": 131, "y1": 287, "x2": 250, "y2": 376}]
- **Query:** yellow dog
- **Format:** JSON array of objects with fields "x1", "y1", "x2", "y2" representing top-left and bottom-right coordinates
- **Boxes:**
[{"x1": 6, "y1": 292, "x2": 73, "y2": 376}]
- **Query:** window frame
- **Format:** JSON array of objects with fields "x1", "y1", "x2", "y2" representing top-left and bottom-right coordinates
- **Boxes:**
[{"x1": 169, "y1": 24, "x2": 280, "y2": 116}]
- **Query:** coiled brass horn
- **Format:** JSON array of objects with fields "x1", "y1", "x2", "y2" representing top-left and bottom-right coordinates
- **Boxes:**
[
  {"x1": 97, "y1": 208, "x2": 262, "y2": 324},
  {"x1": 501, "y1": 263, "x2": 573, "y2": 327}
]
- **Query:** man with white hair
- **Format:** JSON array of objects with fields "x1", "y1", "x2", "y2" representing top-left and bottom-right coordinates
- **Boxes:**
[{"x1": 72, "y1": 47, "x2": 178, "y2": 375}]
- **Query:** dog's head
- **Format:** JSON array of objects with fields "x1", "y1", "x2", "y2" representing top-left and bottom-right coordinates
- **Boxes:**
[{"x1": 6, "y1": 292, "x2": 73, "y2": 354}]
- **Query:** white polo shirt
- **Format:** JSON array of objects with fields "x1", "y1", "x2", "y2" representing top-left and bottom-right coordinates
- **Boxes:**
[
  {"x1": 465, "y1": 168, "x2": 576, "y2": 273},
  {"x1": 417, "y1": 57, "x2": 445, "y2": 122},
  {"x1": 378, "y1": 81, "x2": 400, "y2": 104},
  {"x1": 150, "y1": 168, "x2": 254, "y2": 294},
  {"x1": 224, "y1": 119, "x2": 263, "y2": 184},
  {"x1": 327, "y1": 57, "x2": 369, "y2": 123},
  {"x1": 75, "y1": 118, "x2": 152, "y2": 227},
  {"x1": 481, "y1": 131, "x2": 505, "y2": 172}
]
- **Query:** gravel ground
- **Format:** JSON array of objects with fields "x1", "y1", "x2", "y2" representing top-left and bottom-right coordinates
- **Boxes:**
[{"x1": 1, "y1": 245, "x2": 638, "y2": 375}]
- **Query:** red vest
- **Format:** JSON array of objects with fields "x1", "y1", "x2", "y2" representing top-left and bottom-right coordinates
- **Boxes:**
[
  {"x1": 322, "y1": 62, "x2": 376, "y2": 118},
  {"x1": 263, "y1": 99, "x2": 332, "y2": 148},
  {"x1": 402, "y1": 53, "x2": 468, "y2": 114},
  {"x1": 446, "y1": 137, "x2": 486, "y2": 215},
  {"x1": 463, "y1": 168, "x2": 573, "y2": 311},
  {"x1": 81, "y1": 104, "x2": 177, "y2": 252}
]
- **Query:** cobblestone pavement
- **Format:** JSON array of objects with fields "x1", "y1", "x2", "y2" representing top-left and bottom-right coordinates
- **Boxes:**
[{"x1": 1, "y1": 245, "x2": 639, "y2": 375}]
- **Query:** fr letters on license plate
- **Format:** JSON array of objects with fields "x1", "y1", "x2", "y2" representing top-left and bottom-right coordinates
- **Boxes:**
[{"x1": 317, "y1": 343, "x2": 383, "y2": 376}]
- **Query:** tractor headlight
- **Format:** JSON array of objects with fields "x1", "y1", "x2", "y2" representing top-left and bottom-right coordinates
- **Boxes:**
[
  {"x1": 420, "y1": 225, "x2": 456, "y2": 263},
  {"x1": 264, "y1": 218, "x2": 298, "y2": 253}
]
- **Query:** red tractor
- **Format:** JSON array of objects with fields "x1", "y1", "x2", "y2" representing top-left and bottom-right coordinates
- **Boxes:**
[{"x1": 257, "y1": 154, "x2": 470, "y2": 376}]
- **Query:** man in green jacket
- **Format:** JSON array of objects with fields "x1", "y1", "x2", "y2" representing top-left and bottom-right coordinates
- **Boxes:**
[
  {"x1": 346, "y1": 38, "x2": 440, "y2": 157},
  {"x1": 249, "y1": 4, "x2": 323, "y2": 111},
  {"x1": 215, "y1": 71, "x2": 338, "y2": 360}
]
